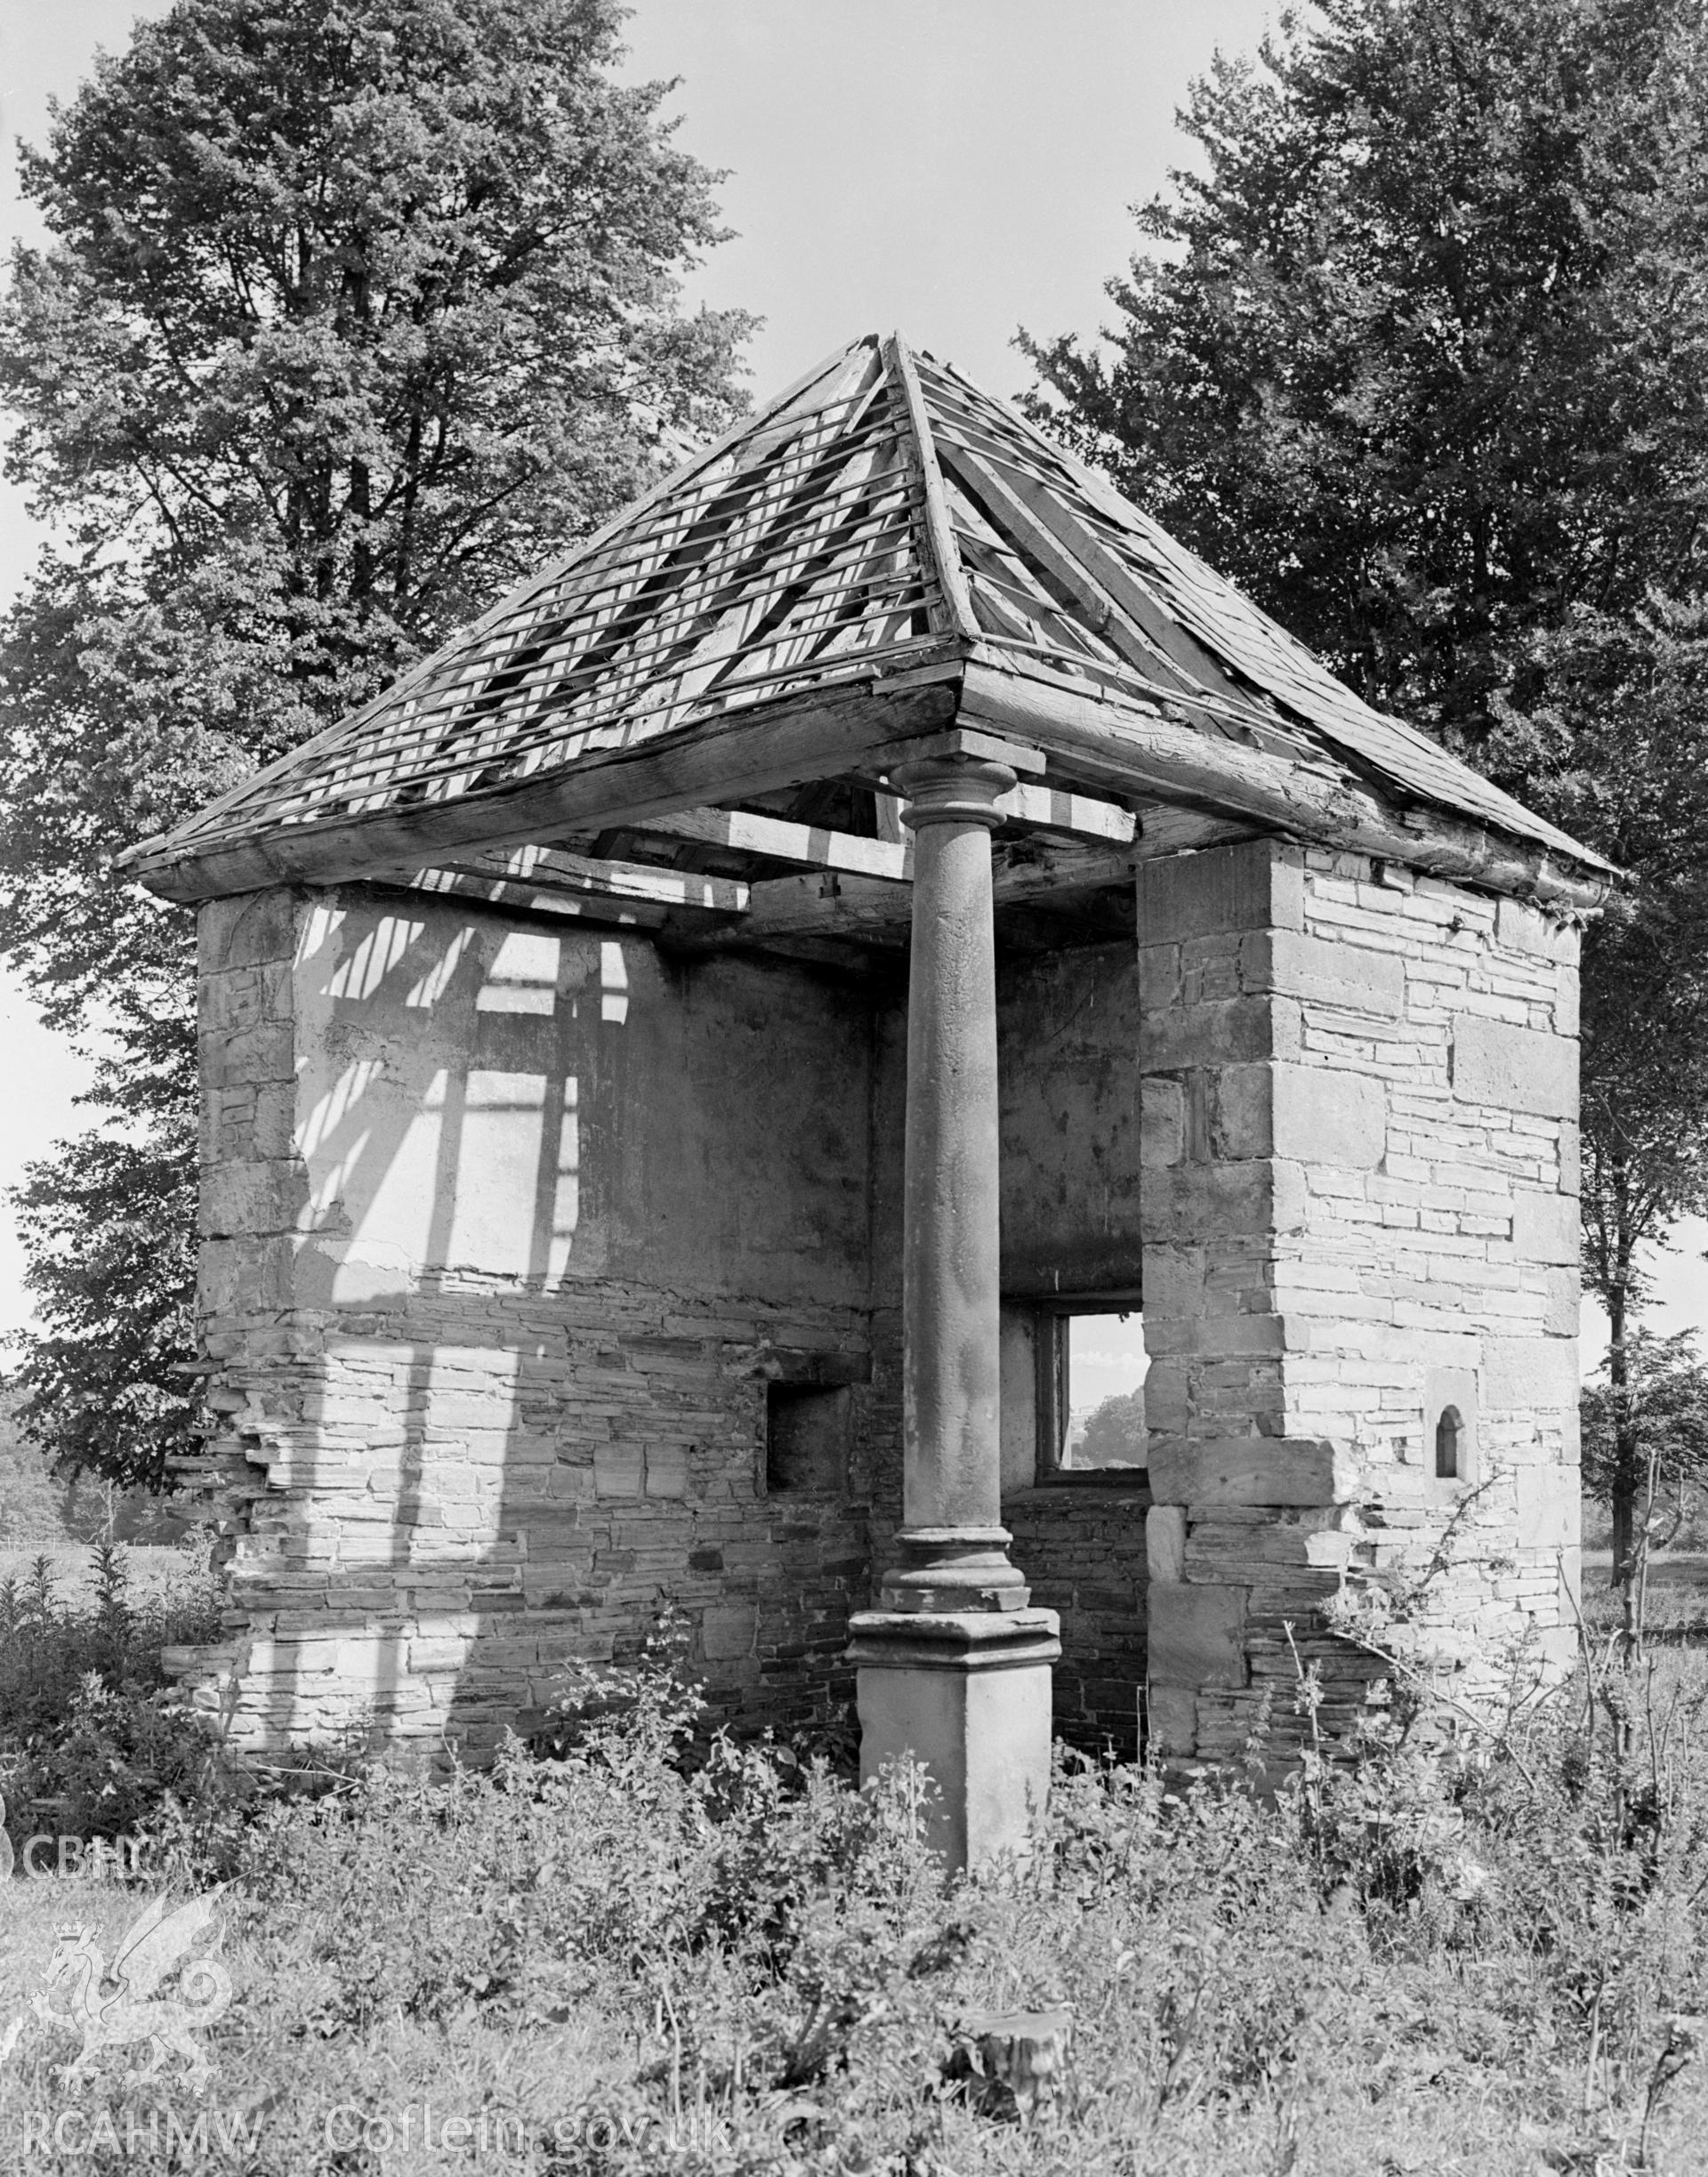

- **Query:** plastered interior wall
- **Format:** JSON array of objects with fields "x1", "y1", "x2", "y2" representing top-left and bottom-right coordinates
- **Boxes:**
[
  {"x1": 996, "y1": 941, "x2": 1144, "y2": 1297},
  {"x1": 186, "y1": 890, "x2": 1150, "y2": 1755},
  {"x1": 992, "y1": 941, "x2": 1150, "y2": 1757},
  {"x1": 1138, "y1": 839, "x2": 1583, "y2": 1765}
]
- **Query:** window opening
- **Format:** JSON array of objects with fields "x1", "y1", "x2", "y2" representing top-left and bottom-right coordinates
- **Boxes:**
[
  {"x1": 1035, "y1": 1303, "x2": 1148, "y2": 1477},
  {"x1": 1435, "y1": 1405, "x2": 1462, "y2": 1481}
]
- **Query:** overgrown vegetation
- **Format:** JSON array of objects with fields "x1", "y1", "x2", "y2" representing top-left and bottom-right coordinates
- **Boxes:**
[
  {"x1": 0, "y1": 1552, "x2": 1705, "y2": 2173},
  {"x1": 0, "y1": 1545, "x2": 222, "y2": 1850}
]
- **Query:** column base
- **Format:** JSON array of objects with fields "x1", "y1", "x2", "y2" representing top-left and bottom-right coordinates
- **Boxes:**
[
  {"x1": 848, "y1": 1608, "x2": 1060, "y2": 1871},
  {"x1": 878, "y1": 1526, "x2": 1029, "y2": 1613}
]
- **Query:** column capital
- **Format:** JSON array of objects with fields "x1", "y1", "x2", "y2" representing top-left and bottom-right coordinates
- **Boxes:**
[{"x1": 892, "y1": 754, "x2": 1015, "y2": 831}]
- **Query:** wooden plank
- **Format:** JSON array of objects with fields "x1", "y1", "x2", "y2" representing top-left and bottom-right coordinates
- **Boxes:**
[
  {"x1": 885, "y1": 334, "x2": 980, "y2": 640},
  {"x1": 124, "y1": 675, "x2": 963, "y2": 902},
  {"x1": 1132, "y1": 807, "x2": 1262, "y2": 859},
  {"x1": 597, "y1": 807, "x2": 913, "y2": 883},
  {"x1": 434, "y1": 844, "x2": 751, "y2": 915},
  {"x1": 935, "y1": 433, "x2": 1199, "y2": 695}
]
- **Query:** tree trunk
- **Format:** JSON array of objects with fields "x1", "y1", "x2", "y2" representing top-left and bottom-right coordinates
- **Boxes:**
[
  {"x1": 1607, "y1": 1267, "x2": 1650, "y2": 1669},
  {"x1": 1608, "y1": 1263, "x2": 1638, "y2": 1588}
]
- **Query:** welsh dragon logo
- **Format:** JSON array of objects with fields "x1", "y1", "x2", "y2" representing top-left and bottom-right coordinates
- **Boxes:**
[{"x1": 31, "y1": 1891, "x2": 232, "y2": 2094}]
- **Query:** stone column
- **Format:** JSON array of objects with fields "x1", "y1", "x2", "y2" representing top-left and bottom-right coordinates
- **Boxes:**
[{"x1": 850, "y1": 754, "x2": 1059, "y2": 1869}]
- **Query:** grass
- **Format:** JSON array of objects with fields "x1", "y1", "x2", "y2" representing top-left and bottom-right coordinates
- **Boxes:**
[
  {"x1": 0, "y1": 1557, "x2": 1704, "y2": 2174},
  {"x1": 1583, "y1": 1552, "x2": 1708, "y2": 1641}
]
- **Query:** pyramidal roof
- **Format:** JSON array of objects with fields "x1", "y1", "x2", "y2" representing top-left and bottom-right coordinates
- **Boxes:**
[{"x1": 125, "y1": 333, "x2": 1608, "y2": 905}]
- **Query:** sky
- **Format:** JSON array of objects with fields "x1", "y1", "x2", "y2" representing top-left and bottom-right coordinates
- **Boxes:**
[{"x1": 0, "y1": 0, "x2": 1703, "y2": 1381}]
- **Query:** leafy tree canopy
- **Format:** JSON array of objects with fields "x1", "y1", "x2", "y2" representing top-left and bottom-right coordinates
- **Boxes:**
[
  {"x1": 0, "y1": 0, "x2": 752, "y2": 1482},
  {"x1": 1075, "y1": 1387, "x2": 1148, "y2": 1470},
  {"x1": 1581, "y1": 1328, "x2": 1708, "y2": 1514},
  {"x1": 1026, "y1": 0, "x2": 1708, "y2": 1569},
  {"x1": 1026, "y1": 0, "x2": 1708, "y2": 748}
]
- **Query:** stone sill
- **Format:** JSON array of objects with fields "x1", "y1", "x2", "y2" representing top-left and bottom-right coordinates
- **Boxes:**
[{"x1": 1004, "y1": 1479, "x2": 1152, "y2": 1511}]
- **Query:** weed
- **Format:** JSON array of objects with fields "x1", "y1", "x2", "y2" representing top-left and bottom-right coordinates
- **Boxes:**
[{"x1": 0, "y1": 1569, "x2": 1705, "y2": 2171}]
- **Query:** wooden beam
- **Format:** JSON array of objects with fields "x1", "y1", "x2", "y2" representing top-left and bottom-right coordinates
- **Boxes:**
[
  {"x1": 957, "y1": 656, "x2": 1613, "y2": 913},
  {"x1": 396, "y1": 846, "x2": 750, "y2": 932},
  {"x1": 581, "y1": 778, "x2": 1132, "y2": 880},
  {"x1": 935, "y1": 436, "x2": 1204, "y2": 697},
  {"x1": 665, "y1": 835, "x2": 1136, "y2": 953},
  {"x1": 1132, "y1": 807, "x2": 1263, "y2": 858},
  {"x1": 1001, "y1": 782, "x2": 1135, "y2": 847},
  {"x1": 947, "y1": 439, "x2": 1250, "y2": 704},
  {"x1": 992, "y1": 839, "x2": 1137, "y2": 902},
  {"x1": 691, "y1": 872, "x2": 910, "y2": 950},
  {"x1": 431, "y1": 844, "x2": 750, "y2": 914},
  {"x1": 401, "y1": 871, "x2": 667, "y2": 931},
  {"x1": 123, "y1": 673, "x2": 963, "y2": 903},
  {"x1": 904, "y1": 723, "x2": 1046, "y2": 777},
  {"x1": 589, "y1": 806, "x2": 912, "y2": 883},
  {"x1": 886, "y1": 333, "x2": 980, "y2": 640}
]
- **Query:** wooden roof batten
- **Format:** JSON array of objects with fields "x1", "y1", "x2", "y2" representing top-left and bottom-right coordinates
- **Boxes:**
[{"x1": 119, "y1": 334, "x2": 1614, "y2": 931}]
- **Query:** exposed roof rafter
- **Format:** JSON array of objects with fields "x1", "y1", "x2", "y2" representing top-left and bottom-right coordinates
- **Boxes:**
[{"x1": 120, "y1": 332, "x2": 1613, "y2": 913}]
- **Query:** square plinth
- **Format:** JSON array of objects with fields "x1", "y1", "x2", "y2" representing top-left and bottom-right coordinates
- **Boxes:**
[{"x1": 848, "y1": 1609, "x2": 1060, "y2": 1870}]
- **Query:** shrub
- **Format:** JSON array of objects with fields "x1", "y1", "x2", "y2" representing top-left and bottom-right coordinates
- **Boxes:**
[
  {"x1": 3, "y1": 1584, "x2": 1706, "y2": 2172},
  {"x1": 0, "y1": 1541, "x2": 224, "y2": 1847}
]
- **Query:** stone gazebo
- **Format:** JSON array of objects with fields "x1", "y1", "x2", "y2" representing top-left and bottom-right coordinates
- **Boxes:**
[{"x1": 125, "y1": 335, "x2": 1608, "y2": 1865}]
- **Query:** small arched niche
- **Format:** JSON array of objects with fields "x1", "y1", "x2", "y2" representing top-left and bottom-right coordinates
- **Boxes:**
[{"x1": 1423, "y1": 1367, "x2": 1478, "y2": 1494}]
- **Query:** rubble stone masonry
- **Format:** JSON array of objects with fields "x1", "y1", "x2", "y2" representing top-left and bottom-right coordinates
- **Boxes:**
[
  {"x1": 182, "y1": 885, "x2": 893, "y2": 1754},
  {"x1": 178, "y1": 889, "x2": 1147, "y2": 1756},
  {"x1": 174, "y1": 835, "x2": 1581, "y2": 1768}
]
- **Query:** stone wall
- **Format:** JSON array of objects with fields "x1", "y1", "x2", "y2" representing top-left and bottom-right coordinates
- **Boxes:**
[
  {"x1": 1137, "y1": 840, "x2": 1582, "y2": 1763},
  {"x1": 181, "y1": 888, "x2": 1150, "y2": 1757},
  {"x1": 181, "y1": 843, "x2": 1579, "y2": 1769},
  {"x1": 184, "y1": 886, "x2": 894, "y2": 1753},
  {"x1": 1006, "y1": 1483, "x2": 1149, "y2": 1759}
]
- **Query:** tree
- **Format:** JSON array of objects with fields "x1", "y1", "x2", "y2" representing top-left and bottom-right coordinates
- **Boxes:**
[
  {"x1": 0, "y1": 0, "x2": 751, "y2": 1485},
  {"x1": 1076, "y1": 1387, "x2": 1148, "y2": 1469},
  {"x1": 1581, "y1": 1327, "x2": 1708, "y2": 1644},
  {"x1": 1581, "y1": 1329, "x2": 1708, "y2": 1521},
  {"x1": 1024, "y1": 0, "x2": 1708, "y2": 1584}
]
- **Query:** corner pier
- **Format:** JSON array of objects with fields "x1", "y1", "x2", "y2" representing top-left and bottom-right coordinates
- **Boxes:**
[{"x1": 849, "y1": 750, "x2": 1060, "y2": 1868}]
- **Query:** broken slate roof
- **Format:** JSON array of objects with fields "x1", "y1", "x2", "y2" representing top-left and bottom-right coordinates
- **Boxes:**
[{"x1": 123, "y1": 333, "x2": 1608, "y2": 900}]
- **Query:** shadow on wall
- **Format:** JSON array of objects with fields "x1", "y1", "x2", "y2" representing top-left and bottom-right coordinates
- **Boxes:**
[{"x1": 217, "y1": 892, "x2": 884, "y2": 1760}]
